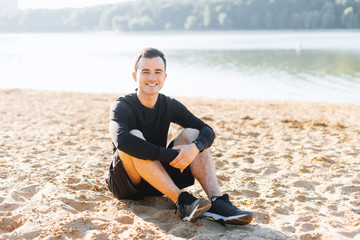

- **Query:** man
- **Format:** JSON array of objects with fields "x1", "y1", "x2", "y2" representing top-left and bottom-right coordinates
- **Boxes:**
[{"x1": 107, "y1": 48, "x2": 253, "y2": 225}]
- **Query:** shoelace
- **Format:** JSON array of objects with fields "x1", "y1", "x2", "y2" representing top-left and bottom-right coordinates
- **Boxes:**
[{"x1": 216, "y1": 195, "x2": 238, "y2": 210}]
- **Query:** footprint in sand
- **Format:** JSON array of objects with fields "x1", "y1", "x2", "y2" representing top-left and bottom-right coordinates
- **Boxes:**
[
  {"x1": 0, "y1": 213, "x2": 26, "y2": 232},
  {"x1": 293, "y1": 180, "x2": 319, "y2": 191},
  {"x1": 341, "y1": 185, "x2": 360, "y2": 195},
  {"x1": 115, "y1": 215, "x2": 134, "y2": 225},
  {"x1": 17, "y1": 184, "x2": 40, "y2": 199},
  {"x1": 0, "y1": 201, "x2": 20, "y2": 212},
  {"x1": 324, "y1": 183, "x2": 343, "y2": 194},
  {"x1": 60, "y1": 198, "x2": 96, "y2": 213},
  {"x1": 281, "y1": 225, "x2": 296, "y2": 233},
  {"x1": 300, "y1": 223, "x2": 316, "y2": 232},
  {"x1": 167, "y1": 223, "x2": 200, "y2": 239},
  {"x1": 254, "y1": 212, "x2": 271, "y2": 224},
  {"x1": 131, "y1": 205, "x2": 159, "y2": 219}
]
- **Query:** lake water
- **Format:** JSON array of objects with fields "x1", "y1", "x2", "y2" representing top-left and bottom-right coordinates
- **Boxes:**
[{"x1": 1, "y1": 30, "x2": 360, "y2": 103}]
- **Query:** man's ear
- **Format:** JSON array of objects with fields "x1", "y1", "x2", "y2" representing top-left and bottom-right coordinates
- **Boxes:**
[{"x1": 132, "y1": 72, "x2": 137, "y2": 82}]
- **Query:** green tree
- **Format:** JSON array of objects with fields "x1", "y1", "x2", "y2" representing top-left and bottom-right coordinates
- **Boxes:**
[
  {"x1": 304, "y1": 10, "x2": 321, "y2": 29},
  {"x1": 128, "y1": 15, "x2": 154, "y2": 30},
  {"x1": 1, "y1": 0, "x2": 360, "y2": 32},
  {"x1": 290, "y1": 12, "x2": 304, "y2": 29},
  {"x1": 112, "y1": 16, "x2": 129, "y2": 31},
  {"x1": 184, "y1": 15, "x2": 199, "y2": 30},
  {"x1": 99, "y1": 6, "x2": 123, "y2": 30},
  {"x1": 63, "y1": 8, "x2": 99, "y2": 30},
  {"x1": 164, "y1": 22, "x2": 173, "y2": 30},
  {"x1": 264, "y1": 12, "x2": 273, "y2": 29},
  {"x1": 203, "y1": 4, "x2": 212, "y2": 28},
  {"x1": 251, "y1": 13, "x2": 261, "y2": 28},
  {"x1": 0, "y1": 11, "x2": 19, "y2": 31},
  {"x1": 341, "y1": 7, "x2": 359, "y2": 28},
  {"x1": 321, "y1": 2, "x2": 337, "y2": 28},
  {"x1": 218, "y1": 12, "x2": 232, "y2": 29}
]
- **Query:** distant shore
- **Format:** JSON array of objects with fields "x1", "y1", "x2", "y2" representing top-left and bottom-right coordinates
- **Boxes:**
[{"x1": 1, "y1": 89, "x2": 359, "y2": 240}]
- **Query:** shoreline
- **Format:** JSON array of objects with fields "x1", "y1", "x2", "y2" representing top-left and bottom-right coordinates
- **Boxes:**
[
  {"x1": 2, "y1": 87, "x2": 360, "y2": 104},
  {"x1": 1, "y1": 89, "x2": 359, "y2": 240}
]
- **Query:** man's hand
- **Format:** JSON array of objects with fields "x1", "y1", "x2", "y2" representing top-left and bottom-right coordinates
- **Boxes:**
[{"x1": 170, "y1": 143, "x2": 199, "y2": 173}]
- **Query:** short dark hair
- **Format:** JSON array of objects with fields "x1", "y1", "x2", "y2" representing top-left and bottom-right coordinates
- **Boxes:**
[{"x1": 134, "y1": 48, "x2": 166, "y2": 72}]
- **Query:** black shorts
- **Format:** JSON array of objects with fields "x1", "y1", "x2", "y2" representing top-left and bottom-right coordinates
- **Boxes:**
[{"x1": 107, "y1": 142, "x2": 195, "y2": 200}]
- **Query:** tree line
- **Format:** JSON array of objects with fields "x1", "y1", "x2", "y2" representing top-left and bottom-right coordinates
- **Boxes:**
[{"x1": 0, "y1": 0, "x2": 359, "y2": 32}]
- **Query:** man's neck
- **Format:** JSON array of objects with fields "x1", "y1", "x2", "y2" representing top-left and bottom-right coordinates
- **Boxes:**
[{"x1": 137, "y1": 91, "x2": 159, "y2": 109}]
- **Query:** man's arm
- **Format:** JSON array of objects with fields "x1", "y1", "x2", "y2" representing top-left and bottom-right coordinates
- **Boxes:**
[
  {"x1": 110, "y1": 121, "x2": 179, "y2": 163},
  {"x1": 168, "y1": 99, "x2": 216, "y2": 171},
  {"x1": 171, "y1": 98, "x2": 215, "y2": 150},
  {"x1": 109, "y1": 101, "x2": 179, "y2": 163}
]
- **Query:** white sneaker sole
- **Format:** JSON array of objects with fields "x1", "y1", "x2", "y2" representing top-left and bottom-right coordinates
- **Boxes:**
[
  {"x1": 202, "y1": 212, "x2": 253, "y2": 225},
  {"x1": 182, "y1": 199, "x2": 211, "y2": 222}
]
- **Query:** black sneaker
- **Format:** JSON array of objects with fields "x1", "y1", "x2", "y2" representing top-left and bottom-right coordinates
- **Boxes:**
[
  {"x1": 202, "y1": 194, "x2": 253, "y2": 225},
  {"x1": 176, "y1": 192, "x2": 211, "y2": 222}
]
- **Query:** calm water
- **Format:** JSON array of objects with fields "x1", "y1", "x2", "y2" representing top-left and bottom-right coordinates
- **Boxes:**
[{"x1": 1, "y1": 30, "x2": 360, "y2": 102}]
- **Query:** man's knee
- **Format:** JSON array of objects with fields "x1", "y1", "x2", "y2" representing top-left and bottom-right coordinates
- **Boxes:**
[{"x1": 174, "y1": 128, "x2": 200, "y2": 145}]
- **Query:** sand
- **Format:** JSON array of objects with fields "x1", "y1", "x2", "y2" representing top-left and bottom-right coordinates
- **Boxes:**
[{"x1": 0, "y1": 89, "x2": 359, "y2": 240}]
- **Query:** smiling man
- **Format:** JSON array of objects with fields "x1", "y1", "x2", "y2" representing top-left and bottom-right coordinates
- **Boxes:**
[{"x1": 107, "y1": 48, "x2": 253, "y2": 224}]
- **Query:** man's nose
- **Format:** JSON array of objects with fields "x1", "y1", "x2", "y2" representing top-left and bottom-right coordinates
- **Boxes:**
[{"x1": 148, "y1": 73, "x2": 155, "y2": 80}]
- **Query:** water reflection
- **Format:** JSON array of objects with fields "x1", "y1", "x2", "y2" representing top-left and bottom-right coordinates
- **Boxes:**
[
  {"x1": 1, "y1": 31, "x2": 360, "y2": 102},
  {"x1": 169, "y1": 49, "x2": 360, "y2": 80},
  {"x1": 167, "y1": 49, "x2": 360, "y2": 102}
]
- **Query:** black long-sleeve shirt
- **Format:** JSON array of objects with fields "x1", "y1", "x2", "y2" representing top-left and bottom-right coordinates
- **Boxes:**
[{"x1": 109, "y1": 92, "x2": 215, "y2": 163}]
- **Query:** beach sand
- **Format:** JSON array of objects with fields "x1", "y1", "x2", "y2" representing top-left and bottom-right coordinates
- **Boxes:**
[{"x1": 1, "y1": 89, "x2": 359, "y2": 240}]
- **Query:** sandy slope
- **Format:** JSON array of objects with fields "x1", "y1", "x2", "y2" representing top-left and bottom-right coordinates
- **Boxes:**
[{"x1": 1, "y1": 89, "x2": 359, "y2": 240}]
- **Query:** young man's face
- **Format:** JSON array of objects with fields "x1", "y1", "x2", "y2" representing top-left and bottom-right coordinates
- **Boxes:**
[{"x1": 133, "y1": 56, "x2": 167, "y2": 97}]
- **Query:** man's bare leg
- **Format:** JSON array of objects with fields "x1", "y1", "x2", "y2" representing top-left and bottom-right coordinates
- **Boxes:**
[
  {"x1": 119, "y1": 129, "x2": 181, "y2": 203},
  {"x1": 173, "y1": 128, "x2": 222, "y2": 199}
]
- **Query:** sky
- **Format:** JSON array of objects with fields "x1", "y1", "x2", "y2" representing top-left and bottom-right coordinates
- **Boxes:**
[{"x1": 18, "y1": 0, "x2": 133, "y2": 9}]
